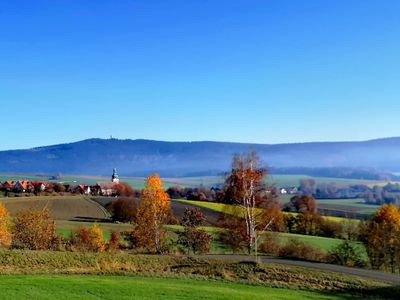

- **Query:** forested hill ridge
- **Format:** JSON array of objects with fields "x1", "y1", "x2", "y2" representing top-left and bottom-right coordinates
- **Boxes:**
[{"x1": 1, "y1": 137, "x2": 400, "y2": 178}]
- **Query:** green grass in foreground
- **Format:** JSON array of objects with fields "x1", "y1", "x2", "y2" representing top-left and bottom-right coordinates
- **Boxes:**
[{"x1": 0, "y1": 275, "x2": 364, "y2": 300}]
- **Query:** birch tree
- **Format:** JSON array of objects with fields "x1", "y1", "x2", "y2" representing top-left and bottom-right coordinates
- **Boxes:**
[
  {"x1": 135, "y1": 174, "x2": 171, "y2": 253},
  {"x1": 224, "y1": 152, "x2": 280, "y2": 258}
]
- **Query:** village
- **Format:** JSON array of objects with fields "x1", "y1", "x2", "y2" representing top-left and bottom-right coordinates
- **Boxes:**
[{"x1": 0, "y1": 169, "x2": 121, "y2": 197}]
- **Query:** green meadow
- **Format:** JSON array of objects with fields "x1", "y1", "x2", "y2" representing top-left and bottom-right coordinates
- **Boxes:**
[{"x1": 0, "y1": 275, "x2": 368, "y2": 300}]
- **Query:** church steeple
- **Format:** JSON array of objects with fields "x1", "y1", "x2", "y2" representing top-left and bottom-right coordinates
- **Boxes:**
[{"x1": 112, "y1": 168, "x2": 120, "y2": 183}]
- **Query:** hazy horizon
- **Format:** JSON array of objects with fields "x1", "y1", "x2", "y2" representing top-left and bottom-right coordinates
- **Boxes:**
[{"x1": 2, "y1": 135, "x2": 400, "y2": 152}]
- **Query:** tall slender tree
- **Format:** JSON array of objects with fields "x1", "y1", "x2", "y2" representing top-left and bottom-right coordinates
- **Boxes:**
[
  {"x1": 135, "y1": 174, "x2": 171, "y2": 253},
  {"x1": 223, "y1": 152, "x2": 279, "y2": 258}
]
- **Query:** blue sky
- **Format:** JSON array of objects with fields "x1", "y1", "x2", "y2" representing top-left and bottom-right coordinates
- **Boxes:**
[{"x1": 1, "y1": 0, "x2": 399, "y2": 150}]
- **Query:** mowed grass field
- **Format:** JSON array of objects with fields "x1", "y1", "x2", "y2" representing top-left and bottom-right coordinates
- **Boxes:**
[{"x1": 0, "y1": 275, "x2": 366, "y2": 300}]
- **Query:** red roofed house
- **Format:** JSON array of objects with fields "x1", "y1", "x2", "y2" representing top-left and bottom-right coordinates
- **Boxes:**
[
  {"x1": 31, "y1": 181, "x2": 48, "y2": 193},
  {"x1": 13, "y1": 180, "x2": 34, "y2": 193}
]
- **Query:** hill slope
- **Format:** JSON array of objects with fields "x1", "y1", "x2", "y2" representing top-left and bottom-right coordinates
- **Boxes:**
[{"x1": 1, "y1": 137, "x2": 400, "y2": 177}]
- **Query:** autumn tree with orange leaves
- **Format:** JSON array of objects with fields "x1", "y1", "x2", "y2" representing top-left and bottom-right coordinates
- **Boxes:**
[
  {"x1": 0, "y1": 203, "x2": 12, "y2": 248},
  {"x1": 134, "y1": 174, "x2": 171, "y2": 253},
  {"x1": 222, "y1": 152, "x2": 281, "y2": 258},
  {"x1": 360, "y1": 204, "x2": 400, "y2": 273},
  {"x1": 12, "y1": 208, "x2": 58, "y2": 250}
]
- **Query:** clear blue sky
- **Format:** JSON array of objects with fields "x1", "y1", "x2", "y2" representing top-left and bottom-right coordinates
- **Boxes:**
[{"x1": 1, "y1": 0, "x2": 399, "y2": 150}]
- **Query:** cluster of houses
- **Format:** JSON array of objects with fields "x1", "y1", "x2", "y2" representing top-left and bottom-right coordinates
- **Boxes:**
[
  {"x1": 0, "y1": 169, "x2": 121, "y2": 197},
  {"x1": 280, "y1": 187, "x2": 298, "y2": 195}
]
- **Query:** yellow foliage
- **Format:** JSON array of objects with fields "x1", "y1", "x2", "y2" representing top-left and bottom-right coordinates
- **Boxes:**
[
  {"x1": 13, "y1": 208, "x2": 57, "y2": 250},
  {"x1": 135, "y1": 174, "x2": 171, "y2": 253},
  {"x1": 0, "y1": 203, "x2": 12, "y2": 248},
  {"x1": 372, "y1": 204, "x2": 400, "y2": 225},
  {"x1": 89, "y1": 223, "x2": 105, "y2": 252}
]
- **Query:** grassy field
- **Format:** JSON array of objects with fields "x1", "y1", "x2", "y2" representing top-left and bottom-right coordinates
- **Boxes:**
[
  {"x1": 56, "y1": 220, "x2": 132, "y2": 240},
  {"x1": 0, "y1": 195, "x2": 108, "y2": 220},
  {"x1": 0, "y1": 250, "x2": 392, "y2": 298},
  {"x1": 175, "y1": 199, "x2": 349, "y2": 223},
  {"x1": 0, "y1": 275, "x2": 370, "y2": 300},
  {"x1": 278, "y1": 232, "x2": 366, "y2": 255},
  {"x1": 55, "y1": 220, "x2": 358, "y2": 255},
  {"x1": 317, "y1": 198, "x2": 380, "y2": 215},
  {"x1": 0, "y1": 194, "x2": 362, "y2": 254}
]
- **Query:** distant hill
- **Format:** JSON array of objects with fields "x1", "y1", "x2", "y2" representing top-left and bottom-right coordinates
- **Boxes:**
[{"x1": 1, "y1": 137, "x2": 400, "y2": 178}]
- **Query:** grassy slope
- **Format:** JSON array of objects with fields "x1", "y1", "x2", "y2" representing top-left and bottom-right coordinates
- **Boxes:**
[
  {"x1": 175, "y1": 199, "x2": 349, "y2": 223},
  {"x1": 54, "y1": 222, "x2": 357, "y2": 254},
  {"x1": 316, "y1": 199, "x2": 380, "y2": 215},
  {"x1": 0, "y1": 275, "x2": 365, "y2": 300},
  {"x1": 0, "y1": 251, "x2": 391, "y2": 297},
  {"x1": 0, "y1": 195, "x2": 108, "y2": 220},
  {"x1": 173, "y1": 199, "x2": 365, "y2": 254},
  {"x1": 0, "y1": 193, "x2": 362, "y2": 254}
]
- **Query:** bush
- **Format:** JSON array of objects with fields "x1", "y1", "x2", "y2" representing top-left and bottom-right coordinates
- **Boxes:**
[
  {"x1": 70, "y1": 224, "x2": 105, "y2": 252},
  {"x1": 284, "y1": 213, "x2": 343, "y2": 238},
  {"x1": 123, "y1": 230, "x2": 138, "y2": 249},
  {"x1": 0, "y1": 203, "x2": 12, "y2": 248},
  {"x1": 166, "y1": 186, "x2": 184, "y2": 199},
  {"x1": 328, "y1": 240, "x2": 366, "y2": 268},
  {"x1": 12, "y1": 208, "x2": 58, "y2": 250},
  {"x1": 115, "y1": 183, "x2": 134, "y2": 197},
  {"x1": 319, "y1": 219, "x2": 343, "y2": 238},
  {"x1": 278, "y1": 239, "x2": 326, "y2": 262},
  {"x1": 107, "y1": 198, "x2": 137, "y2": 223},
  {"x1": 181, "y1": 208, "x2": 205, "y2": 227},
  {"x1": 107, "y1": 230, "x2": 121, "y2": 252},
  {"x1": 218, "y1": 216, "x2": 249, "y2": 254},
  {"x1": 177, "y1": 227, "x2": 212, "y2": 254},
  {"x1": 259, "y1": 232, "x2": 281, "y2": 256}
]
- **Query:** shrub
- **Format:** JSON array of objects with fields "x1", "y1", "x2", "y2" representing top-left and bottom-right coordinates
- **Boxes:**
[
  {"x1": 166, "y1": 186, "x2": 184, "y2": 199},
  {"x1": 107, "y1": 230, "x2": 121, "y2": 252},
  {"x1": 71, "y1": 224, "x2": 105, "y2": 252},
  {"x1": 12, "y1": 208, "x2": 58, "y2": 250},
  {"x1": 284, "y1": 195, "x2": 317, "y2": 214},
  {"x1": 115, "y1": 183, "x2": 134, "y2": 197},
  {"x1": 0, "y1": 203, "x2": 12, "y2": 248},
  {"x1": 107, "y1": 198, "x2": 137, "y2": 223},
  {"x1": 328, "y1": 240, "x2": 366, "y2": 268},
  {"x1": 52, "y1": 183, "x2": 65, "y2": 193},
  {"x1": 177, "y1": 228, "x2": 212, "y2": 254},
  {"x1": 259, "y1": 232, "x2": 281, "y2": 256},
  {"x1": 181, "y1": 208, "x2": 206, "y2": 227},
  {"x1": 123, "y1": 230, "x2": 138, "y2": 249},
  {"x1": 319, "y1": 219, "x2": 343, "y2": 238},
  {"x1": 218, "y1": 216, "x2": 249, "y2": 254},
  {"x1": 278, "y1": 239, "x2": 326, "y2": 262}
]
